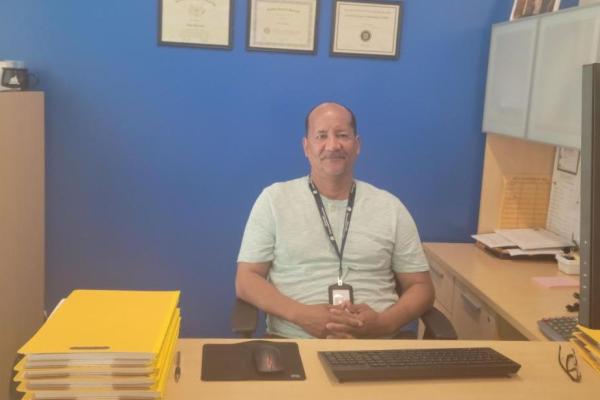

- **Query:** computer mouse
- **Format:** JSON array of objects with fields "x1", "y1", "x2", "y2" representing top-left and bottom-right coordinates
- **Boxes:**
[{"x1": 253, "y1": 344, "x2": 284, "y2": 374}]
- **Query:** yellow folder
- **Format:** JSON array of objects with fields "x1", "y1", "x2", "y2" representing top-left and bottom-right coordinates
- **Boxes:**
[
  {"x1": 22, "y1": 390, "x2": 160, "y2": 399},
  {"x1": 16, "y1": 307, "x2": 180, "y2": 378},
  {"x1": 571, "y1": 334, "x2": 600, "y2": 375},
  {"x1": 19, "y1": 290, "x2": 180, "y2": 362},
  {"x1": 153, "y1": 314, "x2": 180, "y2": 397},
  {"x1": 19, "y1": 315, "x2": 180, "y2": 399},
  {"x1": 15, "y1": 365, "x2": 156, "y2": 381},
  {"x1": 577, "y1": 325, "x2": 600, "y2": 346}
]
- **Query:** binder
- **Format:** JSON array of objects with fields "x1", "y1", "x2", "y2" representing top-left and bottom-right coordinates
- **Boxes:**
[
  {"x1": 18, "y1": 319, "x2": 180, "y2": 399},
  {"x1": 22, "y1": 389, "x2": 161, "y2": 399},
  {"x1": 571, "y1": 325, "x2": 600, "y2": 375},
  {"x1": 18, "y1": 290, "x2": 180, "y2": 362},
  {"x1": 16, "y1": 310, "x2": 180, "y2": 389},
  {"x1": 15, "y1": 290, "x2": 181, "y2": 400},
  {"x1": 15, "y1": 367, "x2": 155, "y2": 381},
  {"x1": 577, "y1": 325, "x2": 600, "y2": 346}
]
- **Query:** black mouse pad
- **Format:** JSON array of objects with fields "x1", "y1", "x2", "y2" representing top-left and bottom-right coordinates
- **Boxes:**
[{"x1": 201, "y1": 340, "x2": 306, "y2": 381}]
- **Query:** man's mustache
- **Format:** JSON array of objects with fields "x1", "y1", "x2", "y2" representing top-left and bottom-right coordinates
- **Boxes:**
[{"x1": 321, "y1": 151, "x2": 346, "y2": 159}]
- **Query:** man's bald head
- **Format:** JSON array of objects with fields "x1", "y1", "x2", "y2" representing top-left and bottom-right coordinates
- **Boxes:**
[{"x1": 305, "y1": 102, "x2": 357, "y2": 137}]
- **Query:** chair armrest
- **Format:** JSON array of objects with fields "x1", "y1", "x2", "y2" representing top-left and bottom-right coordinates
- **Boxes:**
[
  {"x1": 420, "y1": 307, "x2": 458, "y2": 340},
  {"x1": 231, "y1": 298, "x2": 259, "y2": 338}
]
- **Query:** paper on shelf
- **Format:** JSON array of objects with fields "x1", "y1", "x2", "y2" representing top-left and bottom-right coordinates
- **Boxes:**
[
  {"x1": 495, "y1": 228, "x2": 574, "y2": 250},
  {"x1": 471, "y1": 233, "x2": 516, "y2": 248},
  {"x1": 506, "y1": 248, "x2": 565, "y2": 256}
]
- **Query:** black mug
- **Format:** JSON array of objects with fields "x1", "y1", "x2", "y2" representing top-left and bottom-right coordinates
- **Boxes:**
[{"x1": 1, "y1": 67, "x2": 38, "y2": 90}]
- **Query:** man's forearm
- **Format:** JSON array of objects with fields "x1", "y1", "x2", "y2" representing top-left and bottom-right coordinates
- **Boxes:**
[
  {"x1": 378, "y1": 280, "x2": 435, "y2": 335},
  {"x1": 235, "y1": 265, "x2": 302, "y2": 324}
]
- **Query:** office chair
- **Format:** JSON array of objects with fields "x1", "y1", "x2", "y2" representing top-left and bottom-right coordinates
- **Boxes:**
[{"x1": 232, "y1": 298, "x2": 457, "y2": 340}]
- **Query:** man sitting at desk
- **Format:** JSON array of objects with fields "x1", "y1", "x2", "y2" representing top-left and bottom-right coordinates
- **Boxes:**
[{"x1": 235, "y1": 102, "x2": 434, "y2": 339}]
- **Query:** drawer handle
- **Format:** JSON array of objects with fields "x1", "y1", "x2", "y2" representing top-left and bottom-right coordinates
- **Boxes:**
[
  {"x1": 460, "y1": 292, "x2": 482, "y2": 313},
  {"x1": 430, "y1": 266, "x2": 444, "y2": 279}
]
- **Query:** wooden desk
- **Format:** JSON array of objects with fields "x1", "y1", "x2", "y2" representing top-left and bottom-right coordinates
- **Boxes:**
[
  {"x1": 423, "y1": 243, "x2": 577, "y2": 341},
  {"x1": 165, "y1": 338, "x2": 600, "y2": 400}
]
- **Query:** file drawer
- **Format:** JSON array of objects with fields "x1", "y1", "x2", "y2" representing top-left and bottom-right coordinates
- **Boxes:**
[
  {"x1": 429, "y1": 259, "x2": 454, "y2": 315},
  {"x1": 452, "y1": 282, "x2": 499, "y2": 340}
]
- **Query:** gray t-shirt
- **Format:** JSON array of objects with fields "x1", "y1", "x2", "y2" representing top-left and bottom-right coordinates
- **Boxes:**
[{"x1": 237, "y1": 176, "x2": 429, "y2": 338}]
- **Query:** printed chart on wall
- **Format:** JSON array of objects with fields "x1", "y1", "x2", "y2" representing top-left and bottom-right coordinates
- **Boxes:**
[
  {"x1": 498, "y1": 175, "x2": 551, "y2": 229},
  {"x1": 546, "y1": 146, "x2": 581, "y2": 245}
]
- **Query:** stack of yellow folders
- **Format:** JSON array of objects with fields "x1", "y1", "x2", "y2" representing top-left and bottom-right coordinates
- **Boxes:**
[
  {"x1": 15, "y1": 290, "x2": 181, "y2": 400},
  {"x1": 571, "y1": 325, "x2": 600, "y2": 375}
]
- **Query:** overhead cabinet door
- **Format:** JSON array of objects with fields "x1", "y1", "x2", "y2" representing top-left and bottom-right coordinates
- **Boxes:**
[
  {"x1": 527, "y1": 6, "x2": 600, "y2": 149},
  {"x1": 483, "y1": 18, "x2": 538, "y2": 138}
]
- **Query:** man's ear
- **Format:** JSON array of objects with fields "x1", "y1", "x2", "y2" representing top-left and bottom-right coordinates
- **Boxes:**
[
  {"x1": 302, "y1": 136, "x2": 309, "y2": 157},
  {"x1": 356, "y1": 135, "x2": 361, "y2": 155}
]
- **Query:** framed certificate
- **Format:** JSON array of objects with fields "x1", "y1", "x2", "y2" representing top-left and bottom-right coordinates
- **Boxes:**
[
  {"x1": 159, "y1": 0, "x2": 233, "y2": 49},
  {"x1": 331, "y1": 0, "x2": 403, "y2": 59},
  {"x1": 247, "y1": 0, "x2": 319, "y2": 54}
]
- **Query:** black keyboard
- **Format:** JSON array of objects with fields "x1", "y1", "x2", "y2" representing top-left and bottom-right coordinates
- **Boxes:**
[
  {"x1": 537, "y1": 316, "x2": 578, "y2": 341},
  {"x1": 318, "y1": 347, "x2": 521, "y2": 382}
]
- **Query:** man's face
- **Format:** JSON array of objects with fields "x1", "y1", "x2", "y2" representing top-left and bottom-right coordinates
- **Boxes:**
[{"x1": 303, "y1": 104, "x2": 360, "y2": 180}]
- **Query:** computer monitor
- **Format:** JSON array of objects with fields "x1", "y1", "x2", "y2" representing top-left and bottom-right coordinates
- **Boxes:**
[{"x1": 579, "y1": 63, "x2": 600, "y2": 329}]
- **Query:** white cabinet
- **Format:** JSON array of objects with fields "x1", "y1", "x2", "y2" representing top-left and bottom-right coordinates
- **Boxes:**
[
  {"x1": 528, "y1": 5, "x2": 600, "y2": 148},
  {"x1": 483, "y1": 4, "x2": 600, "y2": 149},
  {"x1": 483, "y1": 18, "x2": 538, "y2": 138}
]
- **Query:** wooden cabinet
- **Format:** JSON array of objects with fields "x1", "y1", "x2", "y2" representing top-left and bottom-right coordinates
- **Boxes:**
[
  {"x1": 429, "y1": 256, "x2": 454, "y2": 318},
  {"x1": 424, "y1": 243, "x2": 573, "y2": 341},
  {"x1": 452, "y1": 282, "x2": 499, "y2": 340},
  {"x1": 429, "y1": 254, "x2": 501, "y2": 340},
  {"x1": 0, "y1": 92, "x2": 45, "y2": 397},
  {"x1": 483, "y1": 4, "x2": 600, "y2": 149}
]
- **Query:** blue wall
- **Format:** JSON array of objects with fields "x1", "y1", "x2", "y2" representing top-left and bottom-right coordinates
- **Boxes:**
[{"x1": 1, "y1": 0, "x2": 514, "y2": 337}]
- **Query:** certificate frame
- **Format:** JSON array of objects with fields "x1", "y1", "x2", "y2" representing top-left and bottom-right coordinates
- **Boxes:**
[
  {"x1": 330, "y1": 0, "x2": 403, "y2": 59},
  {"x1": 158, "y1": 0, "x2": 233, "y2": 50},
  {"x1": 247, "y1": 0, "x2": 319, "y2": 54}
]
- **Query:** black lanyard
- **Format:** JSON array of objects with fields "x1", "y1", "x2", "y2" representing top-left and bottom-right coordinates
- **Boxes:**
[{"x1": 308, "y1": 177, "x2": 356, "y2": 285}]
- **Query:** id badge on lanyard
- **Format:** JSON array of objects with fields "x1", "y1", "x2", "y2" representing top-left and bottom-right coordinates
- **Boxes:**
[
  {"x1": 328, "y1": 282, "x2": 354, "y2": 306},
  {"x1": 308, "y1": 178, "x2": 356, "y2": 306}
]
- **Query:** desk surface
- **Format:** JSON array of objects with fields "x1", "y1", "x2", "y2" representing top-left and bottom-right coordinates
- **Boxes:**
[
  {"x1": 423, "y1": 242, "x2": 577, "y2": 341},
  {"x1": 166, "y1": 338, "x2": 600, "y2": 400}
]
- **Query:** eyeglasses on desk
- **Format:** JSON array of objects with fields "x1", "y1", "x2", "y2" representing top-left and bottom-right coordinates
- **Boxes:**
[{"x1": 558, "y1": 345, "x2": 582, "y2": 383}]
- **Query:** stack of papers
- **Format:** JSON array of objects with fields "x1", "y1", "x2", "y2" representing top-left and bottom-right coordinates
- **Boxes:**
[
  {"x1": 571, "y1": 325, "x2": 600, "y2": 375},
  {"x1": 15, "y1": 290, "x2": 181, "y2": 400},
  {"x1": 472, "y1": 228, "x2": 575, "y2": 257}
]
